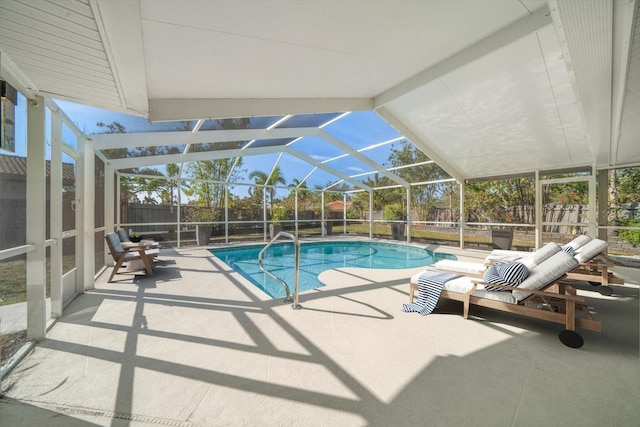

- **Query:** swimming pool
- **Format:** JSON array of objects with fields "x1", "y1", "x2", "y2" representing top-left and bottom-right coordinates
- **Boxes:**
[{"x1": 209, "y1": 240, "x2": 455, "y2": 298}]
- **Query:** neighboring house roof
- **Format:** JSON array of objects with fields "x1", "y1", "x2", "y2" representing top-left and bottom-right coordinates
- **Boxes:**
[
  {"x1": 327, "y1": 200, "x2": 351, "y2": 213},
  {"x1": 0, "y1": 154, "x2": 76, "y2": 182}
]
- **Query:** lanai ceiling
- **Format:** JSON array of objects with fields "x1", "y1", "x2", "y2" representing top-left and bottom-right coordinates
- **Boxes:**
[{"x1": 1, "y1": 0, "x2": 639, "y2": 182}]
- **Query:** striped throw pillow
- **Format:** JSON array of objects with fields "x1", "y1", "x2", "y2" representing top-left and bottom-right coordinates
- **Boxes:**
[
  {"x1": 561, "y1": 245, "x2": 575, "y2": 257},
  {"x1": 483, "y1": 263, "x2": 506, "y2": 291},
  {"x1": 496, "y1": 262, "x2": 529, "y2": 286},
  {"x1": 484, "y1": 262, "x2": 529, "y2": 291}
]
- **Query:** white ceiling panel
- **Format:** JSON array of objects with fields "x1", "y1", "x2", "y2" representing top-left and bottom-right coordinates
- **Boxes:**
[
  {"x1": 385, "y1": 28, "x2": 593, "y2": 179},
  {"x1": 142, "y1": 19, "x2": 419, "y2": 99},
  {"x1": 1, "y1": 0, "x2": 638, "y2": 180},
  {"x1": 141, "y1": 0, "x2": 544, "y2": 69}
]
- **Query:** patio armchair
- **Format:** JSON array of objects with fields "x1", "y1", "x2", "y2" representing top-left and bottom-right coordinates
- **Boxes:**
[
  {"x1": 410, "y1": 250, "x2": 601, "y2": 348},
  {"x1": 105, "y1": 232, "x2": 159, "y2": 282}
]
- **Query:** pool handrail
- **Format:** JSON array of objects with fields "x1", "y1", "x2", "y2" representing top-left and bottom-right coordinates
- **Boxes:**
[{"x1": 258, "y1": 231, "x2": 302, "y2": 309}]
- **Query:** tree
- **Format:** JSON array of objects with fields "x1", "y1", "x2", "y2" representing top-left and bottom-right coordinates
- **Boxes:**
[
  {"x1": 616, "y1": 167, "x2": 640, "y2": 204},
  {"x1": 465, "y1": 178, "x2": 535, "y2": 223},
  {"x1": 96, "y1": 122, "x2": 176, "y2": 220},
  {"x1": 121, "y1": 168, "x2": 172, "y2": 204},
  {"x1": 387, "y1": 141, "x2": 449, "y2": 221},
  {"x1": 248, "y1": 166, "x2": 286, "y2": 216},
  {"x1": 369, "y1": 174, "x2": 400, "y2": 209},
  {"x1": 183, "y1": 158, "x2": 241, "y2": 208},
  {"x1": 180, "y1": 117, "x2": 250, "y2": 211},
  {"x1": 611, "y1": 167, "x2": 640, "y2": 246}
]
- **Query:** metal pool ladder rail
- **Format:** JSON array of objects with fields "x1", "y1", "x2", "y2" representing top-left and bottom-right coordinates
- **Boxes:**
[{"x1": 258, "y1": 231, "x2": 302, "y2": 310}]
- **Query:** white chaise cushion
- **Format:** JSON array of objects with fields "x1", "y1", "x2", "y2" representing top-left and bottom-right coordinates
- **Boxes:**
[
  {"x1": 520, "y1": 242, "x2": 561, "y2": 270},
  {"x1": 564, "y1": 234, "x2": 592, "y2": 251},
  {"x1": 441, "y1": 276, "x2": 518, "y2": 304},
  {"x1": 512, "y1": 251, "x2": 578, "y2": 301},
  {"x1": 574, "y1": 239, "x2": 608, "y2": 264},
  {"x1": 431, "y1": 259, "x2": 485, "y2": 275}
]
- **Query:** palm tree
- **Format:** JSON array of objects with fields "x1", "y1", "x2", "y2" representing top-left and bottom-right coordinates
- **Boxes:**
[
  {"x1": 289, "y1": 178, "x2": 307, "y2": 189},
  {"x1": 362, "y1": 174, "x2": 400, "y2": 210},
  {"x1": 248, "y1": 170, "x2": 267, "y2": 196},
  {"x1": 249, "y1": 166, "x2": 286, "y2": 215}
]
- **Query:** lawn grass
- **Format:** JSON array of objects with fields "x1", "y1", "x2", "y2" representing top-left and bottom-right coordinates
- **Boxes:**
[
  {"x1": 0, "y1": 257, "x2": 28, "y2": 306},
  {"x1": 0, "y1": 256, "x2": 75, "y2": 306}
]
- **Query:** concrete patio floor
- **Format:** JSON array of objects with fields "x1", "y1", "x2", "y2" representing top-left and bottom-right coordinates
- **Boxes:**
[{"x1": 1, "y1": 243, "x2": 639, "y2": 426}]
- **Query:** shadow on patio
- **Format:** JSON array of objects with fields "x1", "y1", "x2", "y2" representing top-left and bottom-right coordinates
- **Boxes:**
[{"x1": 1, "y1": 246, "x2": 638, "y2": 426}]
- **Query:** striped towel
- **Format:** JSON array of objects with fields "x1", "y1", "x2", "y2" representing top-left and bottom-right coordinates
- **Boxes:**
[{"x1": 402, "y1": 270, "x2": 461, "y2": 316}]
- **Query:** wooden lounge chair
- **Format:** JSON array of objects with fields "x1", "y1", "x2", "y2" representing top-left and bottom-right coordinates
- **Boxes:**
[
  {"x1": 566, "y1": 239, "x2": 623, "y2": 288},
  {"x1": 105, "y1": 232, "x2": 159, "y2": 282},
  {"x1": 441, "y1": 237, "x2": 623, "y2": 291},
  {"x1": 433, "y1": 242, "x2": 562, "y2": 278},
  {"x1": 490, "y1": 237, "x2": 623, "y2": 289},
  {"x1": 410, "y1": 250, "x2": 601, "y2": 348},
  {"x1": 484, "y1": 234, "x2": 591, "y2": 263}
]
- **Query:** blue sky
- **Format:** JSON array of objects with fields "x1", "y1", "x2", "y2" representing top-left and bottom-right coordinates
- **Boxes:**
[{"x1": 7, "y1": 95, "x2": 406, "y2": 198}]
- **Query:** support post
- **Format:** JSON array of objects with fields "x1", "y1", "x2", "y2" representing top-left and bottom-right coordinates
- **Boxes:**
[
  {"x1": 343, "y1": 193, "x2": 347, "y2": 235},
  {"x1": 406, "y1": 186, "x2": 411, "y2": 243},
  {"x1": 597, "y1": 169, "x2": 608, "y2": 241},
  {"x1": 50, "y1": 108, "x2": 63, "y2": 317},
  {"x1": 225, "y1": 184, "x2": 229, "y2": 244},
  {"x1": 104, "y1": 165, "x2": 115, "y2": 266},
  {"x1": 588, "y1": 164, "x2": 597, "y2": 237},
  {"x1": 459, "y1": 181, "x2": 465, "y2": 249},
  {"x1": 116, "y1": 173, "x2": 121, "y2": 227},
  {"x1": 321, "y1": 192, "x2": 326, "y2": 236},
  {"x1": 263, "y1": 187, "x2": 267, "y2": 241},
  {"x1": 295, "y1": 189, "x2": 299, "y2": 237},
  {"x1": 80, "y1": 137, "x2": 95, "y2": 290},
  {"x1": 26, "y1": 95, "x2": 47, "y2": 340},
  {"x1": 177, "y1": 176, "x2": 182, "y2": 248},
  {"x1": 535, "y1": 170, "x2": 541, "y2": 249},
  {"x1": 369, "y1": 191, "x2": 373, "y2": 239}
]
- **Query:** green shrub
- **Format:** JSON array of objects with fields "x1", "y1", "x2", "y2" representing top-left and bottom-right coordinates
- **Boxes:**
[
  {"x1": 383, "y1": 203, "x2": 404, "y2": 221},
  {"x1": 618, "y1": 218, "x2": 640, "y2": 247}
]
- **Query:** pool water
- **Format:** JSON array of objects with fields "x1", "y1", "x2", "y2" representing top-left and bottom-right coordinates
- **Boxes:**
[{"x1": 209, "y1": 241, "x2": 454, "y2": 298}]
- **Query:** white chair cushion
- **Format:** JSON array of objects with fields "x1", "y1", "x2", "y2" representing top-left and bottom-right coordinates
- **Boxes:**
[
  {"x1": 432, "y1": 259, "x2": 485, "y2": 275},
  {"x1": 441, "y1": 277, "x2": 518, "y2": 303},
  {"x1": 473, "y1": 289, "x2": 518, "y2": 304},
  {"x1": 123, "y1": 248, "x2": 159, "y2": 261},
  {"x1": 488, "y1": 249, "x2": 529, "y2": 258},
  {"x1": 564, "y1": 234, "x2": 591, "y2": 250},
  {"x1": 512, "y1": 251, "x2": 578, "y2": 301},
  {"x1": 442, "y1": 276, "x2": 477, "y2": 293},
  {"x1": 574, "y1": 239, "x2": 608, "y2": 263},
  {"x1": 520, "y1": 242, "x2": 561, "y2": 270},
  {"x1": 413, "y1": 273, "x2": 517, "y2": 304}
]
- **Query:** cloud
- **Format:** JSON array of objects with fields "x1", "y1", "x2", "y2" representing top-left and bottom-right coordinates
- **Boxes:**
[{"x1": 346, "y1": 166, "x2": 365, "y2": 172}]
